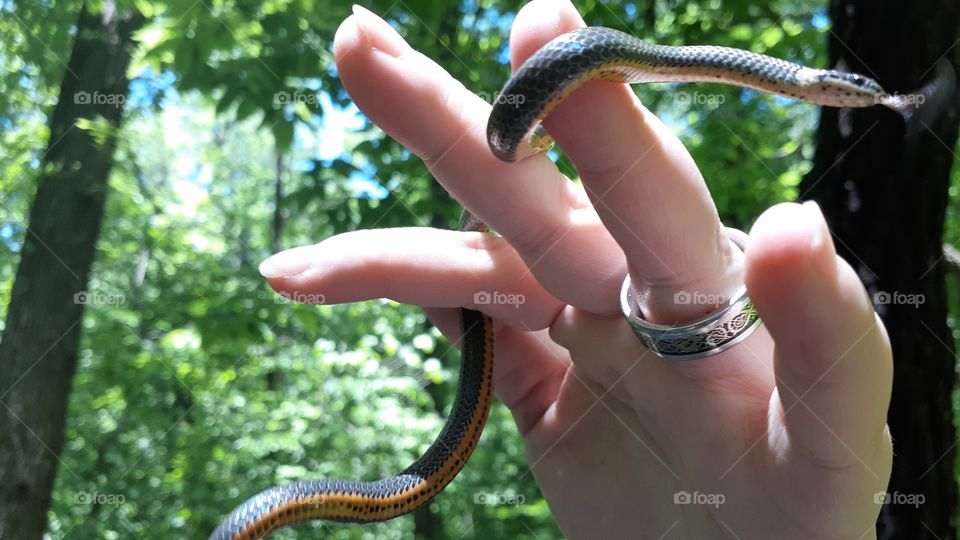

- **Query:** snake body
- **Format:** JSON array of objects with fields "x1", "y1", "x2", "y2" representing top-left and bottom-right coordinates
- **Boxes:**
[
  {"x1": 211, "y1": 293, "x2": 493, "y2": 538},
  {"x1": 212, "y1": 26, "x2": 905, "y2": 539},
  {"x1": 488, "y1": 27, "x2": 905, "y2": 162}
]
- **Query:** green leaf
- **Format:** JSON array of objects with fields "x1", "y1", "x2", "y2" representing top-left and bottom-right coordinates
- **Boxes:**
[{"x1": 273, "y1": 120, "x2": 294, "y2": 152}]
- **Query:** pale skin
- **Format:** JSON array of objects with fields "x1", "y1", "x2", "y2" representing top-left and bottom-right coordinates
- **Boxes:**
[{"x1": 258, "y1": 0, "x2": 894, "y2": 538}]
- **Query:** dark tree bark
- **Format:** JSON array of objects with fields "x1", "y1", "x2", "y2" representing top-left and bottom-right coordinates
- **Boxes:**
[
  {"x1": 0, "y1": 2, "x2": 143, "y2": 537},
  {"x1": 272, "y1": 149, "x2": 286, "y2": 255},
  {"x1": 801, "y1": 1, "x2": 959, "y2": 538}
]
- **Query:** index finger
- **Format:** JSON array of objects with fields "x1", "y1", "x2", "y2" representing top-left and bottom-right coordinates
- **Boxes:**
[{"x1": 334, "y1": 5, "x2": 625, "y2": 314}]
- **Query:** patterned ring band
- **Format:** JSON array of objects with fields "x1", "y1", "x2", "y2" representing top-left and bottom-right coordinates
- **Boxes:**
[{"x1": 619, "y1": 229, "x2": 763, "y2": 360}]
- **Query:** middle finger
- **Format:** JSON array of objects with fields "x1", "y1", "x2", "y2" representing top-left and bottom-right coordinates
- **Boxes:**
[{"x1": 508, "y1": 0, "x2": 746, "y2": 324}]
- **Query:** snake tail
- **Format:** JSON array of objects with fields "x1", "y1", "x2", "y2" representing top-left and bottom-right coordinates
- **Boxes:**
[
  {"x1": 210, "y1": 303, "x2": 494, "y2": 539},
  {"x1": 487, "y1": 27, "x2": 910, "y2": 162}
]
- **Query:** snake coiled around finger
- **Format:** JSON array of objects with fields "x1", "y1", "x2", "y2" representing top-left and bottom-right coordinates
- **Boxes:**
[{"x1": 211, "y1": 25, "x2": 939, "y2": 539}]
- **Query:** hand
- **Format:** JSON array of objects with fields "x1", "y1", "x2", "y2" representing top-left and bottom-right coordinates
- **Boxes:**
[{"x1": 258, "y1": 1, "x2": 893, "y2": 538}]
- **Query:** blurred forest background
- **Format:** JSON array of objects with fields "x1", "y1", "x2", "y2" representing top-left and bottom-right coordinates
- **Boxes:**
[{"x1": 0, "y1": 0, "x2": 958, "y2": 538}]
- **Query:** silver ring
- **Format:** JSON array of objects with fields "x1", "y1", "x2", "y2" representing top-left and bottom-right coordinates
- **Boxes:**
[{"x1": 620, "y1": 228, "x2": 762, "y2": 360}]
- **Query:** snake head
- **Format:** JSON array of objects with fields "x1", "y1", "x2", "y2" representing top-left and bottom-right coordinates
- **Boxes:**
[{"x1": 816, "y1": 70, "x2": 885, "y2": 95}]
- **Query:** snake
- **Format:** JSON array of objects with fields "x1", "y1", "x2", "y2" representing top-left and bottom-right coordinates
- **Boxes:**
[{"x1": 211, "y1": 26, "x2": 926, "y2": 539}]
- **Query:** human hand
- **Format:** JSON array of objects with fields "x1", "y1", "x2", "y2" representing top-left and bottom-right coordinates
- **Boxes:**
[{"x1": 259, "y1": 1, "x2": 893, "y2": 538}]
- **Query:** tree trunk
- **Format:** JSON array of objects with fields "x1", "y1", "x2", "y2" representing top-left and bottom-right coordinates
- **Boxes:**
[
  {"x1": 801, "y1": 1, "x2": 959, "y2": 538},
  {"x1": 0, "y1": 2, "x2": 143, "y2": 537}
]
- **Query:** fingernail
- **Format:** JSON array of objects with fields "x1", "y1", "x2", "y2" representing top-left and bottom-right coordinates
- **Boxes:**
[
  {"x1": 259, "y1": 249, "x2": 312, "y2": 278},
  {"x1": 351, "y1": 4, "x2": 408, "y2": 57},
  {"x1": 521, "y1": 0, "x2": 582, "y2": 33},
  {"x1": 556, "y1": 0, "x2": 582, "y2": 18},
  {"x1": 802, "y1": 200, "x2": 837, "y2": 278}
]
